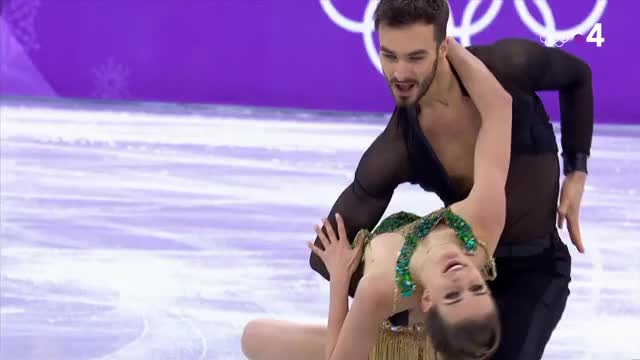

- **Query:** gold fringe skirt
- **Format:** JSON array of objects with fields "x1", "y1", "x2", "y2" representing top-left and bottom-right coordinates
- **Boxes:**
[{"x1": 368, "y1": 321, "x2": 443, "y2": 360}]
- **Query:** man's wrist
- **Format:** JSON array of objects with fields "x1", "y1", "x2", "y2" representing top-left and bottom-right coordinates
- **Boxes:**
[{"x1": 562, "y1": 152, "x2": 589, "y2": 176}]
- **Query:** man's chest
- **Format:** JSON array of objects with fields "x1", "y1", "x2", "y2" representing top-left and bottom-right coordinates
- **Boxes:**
[{"x1": 418, "y1": 99, "x2": 481, "y2": 193}]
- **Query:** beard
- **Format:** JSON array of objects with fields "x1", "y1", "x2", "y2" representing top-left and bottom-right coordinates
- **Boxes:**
[{"x1": 386, "y1": 50, "x2": 440, "y2": 108}]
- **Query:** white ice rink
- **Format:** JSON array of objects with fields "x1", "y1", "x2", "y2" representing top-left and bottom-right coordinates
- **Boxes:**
[{"x1": 1, "y1": 98, "x2": 639, "y2": 359}]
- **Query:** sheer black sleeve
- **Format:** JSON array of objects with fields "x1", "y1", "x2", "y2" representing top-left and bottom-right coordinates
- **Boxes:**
[
  {"x1": 309, "y1": 109, "x2": 412, "y2": 292},
  {"x1": 469, "y1": 38, "x2": 594, "y2": 173}
]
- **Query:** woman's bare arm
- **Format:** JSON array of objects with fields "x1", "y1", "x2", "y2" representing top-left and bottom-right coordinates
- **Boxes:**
[
  {"x1": 325, "y1": 275, "x2": 394, "y2": 360},
  {"x1": 446, "y1": 37, "x2": 512, "y2": 250}
]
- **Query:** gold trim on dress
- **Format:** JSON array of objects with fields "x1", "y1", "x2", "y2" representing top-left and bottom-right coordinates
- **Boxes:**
[{"x1": 368, "y1": 321, "x2": 443, "y2": 360}]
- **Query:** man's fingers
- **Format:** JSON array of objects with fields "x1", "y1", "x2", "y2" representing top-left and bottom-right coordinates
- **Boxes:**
[
  {"x1": 557, "y1": 207, "x2": 567, "y2": 229},
  {"x1": 567, "y1": 214, "x2": 585, "y2": 253}
]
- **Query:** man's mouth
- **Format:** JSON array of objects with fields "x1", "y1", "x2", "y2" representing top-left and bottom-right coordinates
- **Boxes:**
[{"x1": 394, "y1": 83, "x2": 416, "y2": 93}]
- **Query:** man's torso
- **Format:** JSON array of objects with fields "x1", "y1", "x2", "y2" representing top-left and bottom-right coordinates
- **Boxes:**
[{"x1": 400, "y1": 79, "x2": 560, "y2": 243}]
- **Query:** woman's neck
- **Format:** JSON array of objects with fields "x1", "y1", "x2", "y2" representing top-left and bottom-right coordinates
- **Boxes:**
[{"x1": 409, "y1": 233, "x2": 461, "y2": 290}]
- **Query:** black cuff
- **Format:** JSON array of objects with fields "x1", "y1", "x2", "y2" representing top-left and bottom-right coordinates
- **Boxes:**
[{"x1": 562, "y1": 152, "x2": 589, "y2": 175}]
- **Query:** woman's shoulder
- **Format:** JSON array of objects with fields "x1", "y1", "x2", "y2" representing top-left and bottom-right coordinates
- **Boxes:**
[{"x1": 372, "y1": 211, "x2": 423, "y2": 235}]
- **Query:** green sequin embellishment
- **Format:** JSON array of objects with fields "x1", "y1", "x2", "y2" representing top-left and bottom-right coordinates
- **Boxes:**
[
  {"x1": 394, "y1": 208, "x2": 480, "y2": 298},
  {"x1": 443, "y1": 208, "x2": 478, "y2": 253},
  {"x1": 372, "y1": 211, "x2": 421, "y2": 236}
]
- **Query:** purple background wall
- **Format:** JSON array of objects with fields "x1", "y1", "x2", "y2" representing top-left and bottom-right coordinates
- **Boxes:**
[{"x1": 1, "y1": 1, "x2": 637, "y2": 123}]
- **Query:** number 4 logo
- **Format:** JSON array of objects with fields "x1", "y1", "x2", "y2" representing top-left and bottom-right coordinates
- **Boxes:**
[{"x1": 586, "y1": 23, "x2": 605, "y2": 47}]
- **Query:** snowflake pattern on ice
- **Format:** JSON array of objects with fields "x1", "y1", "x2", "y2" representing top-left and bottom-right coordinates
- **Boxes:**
[
  {"x1": 92, "y1": 57, "x2": 132, "y2": 100},
  {"x1": 3, "y1": 0, "x2": 41, "y2": 53}
]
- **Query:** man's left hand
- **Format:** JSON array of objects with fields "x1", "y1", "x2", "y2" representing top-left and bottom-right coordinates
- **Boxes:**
[{"x1": 557, "y1": 171, "x2": 587, "y2": 253}]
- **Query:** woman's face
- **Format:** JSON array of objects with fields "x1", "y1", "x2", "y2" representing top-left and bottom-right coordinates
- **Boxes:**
[{"x1": 420, "y1": 247, "x2": 495, "y2": 324}]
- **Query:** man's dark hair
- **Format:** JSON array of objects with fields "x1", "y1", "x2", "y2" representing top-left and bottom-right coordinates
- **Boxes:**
[
  {"x1": 374, "y1": 0, "x2": 450, "y2": 44},
  {"x1": 425, "y1": 305, "x2": 501, "y2": 359}
]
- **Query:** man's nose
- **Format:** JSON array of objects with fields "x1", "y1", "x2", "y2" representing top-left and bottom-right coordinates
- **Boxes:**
[{"x1": 393, "y1": 62, "x2": 413, "y2": 82}]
